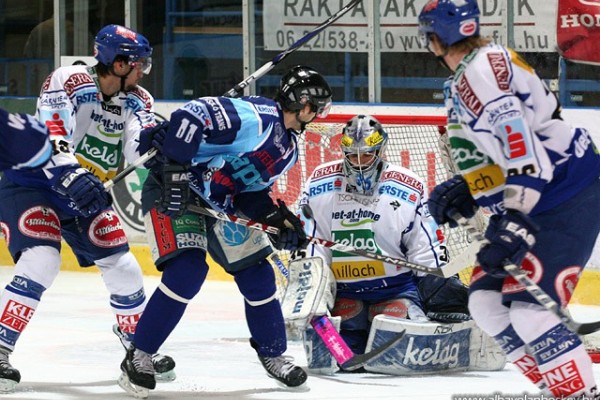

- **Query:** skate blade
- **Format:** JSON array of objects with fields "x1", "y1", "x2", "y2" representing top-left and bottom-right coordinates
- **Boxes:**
[
  {"x1": 155, "y1": 369, "x2": 176, "y2": 382},
  {"x1": 268, "y1": 376, "x2": 310, "y2": 392},
  {"x1": 0, "y1": 378, "x2": 17, "y2": 393},
  {"x1": 118, "y1": 372, "x2": 150, "y2": 399}
]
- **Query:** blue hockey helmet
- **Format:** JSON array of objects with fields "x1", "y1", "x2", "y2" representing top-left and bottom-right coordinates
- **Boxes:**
[
  {"x1": 418, "y1": 0, "x2": 480, "y2": 48},
  {"x1": 94, "y1": 25, "x2": 153, "y2": 72}
]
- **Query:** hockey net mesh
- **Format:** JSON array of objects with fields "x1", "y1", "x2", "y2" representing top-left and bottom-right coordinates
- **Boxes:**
[{"x1": 270, "y1": 114, "x2": 483, "y2": 288}]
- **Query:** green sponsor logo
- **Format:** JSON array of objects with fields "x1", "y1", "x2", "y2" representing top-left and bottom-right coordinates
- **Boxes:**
[
  {"x1": 448, "y1": 136, "x2": 493, "y2": 171},
  {"x1": 76, "y1": 135, "x2": 122, "y2": 170},
  {"x1": 331, "y1": 229, "x2": 381, "y2": 257}
]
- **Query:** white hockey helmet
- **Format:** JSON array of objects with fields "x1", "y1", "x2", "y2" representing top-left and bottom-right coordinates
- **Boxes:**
[{"x1": 340, "y1": 115, "x2": 388, "y2": 196}]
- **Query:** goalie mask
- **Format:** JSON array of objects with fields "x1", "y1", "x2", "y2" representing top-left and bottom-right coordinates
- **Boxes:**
[{"x1": 340, "y1": 115, "x2": 388, "y2": 196}]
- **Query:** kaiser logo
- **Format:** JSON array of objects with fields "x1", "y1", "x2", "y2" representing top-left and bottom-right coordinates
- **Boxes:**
[{"x1": 88, "y1": 211, "x2": 127, "y2": 248}]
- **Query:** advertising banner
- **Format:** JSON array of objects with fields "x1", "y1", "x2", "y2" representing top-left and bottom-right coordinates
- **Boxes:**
[
  {"x1": 557, "y1": 0, "x2": 600, "y2": 64},
  {"x1": 263, "y1": 0, "x2": 556, "y2": 53}
]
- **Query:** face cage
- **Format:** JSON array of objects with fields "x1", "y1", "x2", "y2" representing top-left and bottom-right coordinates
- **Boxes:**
[{"x1": 342, "y1": 147, "x2": 384, "y2": 195}]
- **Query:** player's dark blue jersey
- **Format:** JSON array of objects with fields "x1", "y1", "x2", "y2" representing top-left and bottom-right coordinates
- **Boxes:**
[
  {"x1": 0, "y1": 108, "x2": 52, "y2": 171},
  {"x1": 161, "y1": 96, "x2": 298, "y2": 217}
]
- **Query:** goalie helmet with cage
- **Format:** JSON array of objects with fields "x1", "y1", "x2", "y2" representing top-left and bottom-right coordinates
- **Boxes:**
[
  {"x1": 418, "y1": 0, "x2": 480, "y2": 49},
  {"x1": 277, "y1": 65, "x2": 332, "y2": 118},
  {"x1": 340, "y1": 115, "x2": 388, "y2": 196},
  {"x1": 94, "y1": 24, "x2": 153, "y2": 74}
]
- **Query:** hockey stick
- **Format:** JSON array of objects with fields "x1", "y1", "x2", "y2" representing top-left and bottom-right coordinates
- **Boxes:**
[
  {"x1": 104, "y1": 148, "x2": 157, "y2": 191},
  {"x1": 310, "y1": 315, "x2": 404, "y2": 371},
  {"x1": 187, "y1": 203, "x2": 464, "y2": 278},
  {"x1": 451, "y1": 212, "x2": 600, "y2": 335},
  {"x1": 103, "y1": 1, "x2": 361, "y2": 190},
  {"x1": 223, "y1": 0, "x2": 362, "y2": 98}
]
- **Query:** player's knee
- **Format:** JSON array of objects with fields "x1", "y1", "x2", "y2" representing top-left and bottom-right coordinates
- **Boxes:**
[
  {"x1": 160, "y1": 250, "x2": 208, "y2": 300},
  {"x1": 96, "y1": 251, "x2": 144, "y2": 296},
  {"x1": 509, "y1": 301, "x2": 562, "y2": 343},
  {"x1": 468, "y1": 290, "x2": 510, "y2": 336},
  {"x1": 234, "y1": 259, "x2": 277, "y2": 304},
  {"x1": 13, "y1": 246, "x2": 61, "y2": 291}
]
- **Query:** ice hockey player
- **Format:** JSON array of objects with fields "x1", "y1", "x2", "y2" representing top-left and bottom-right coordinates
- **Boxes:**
[
  {"x1": 117, "y1": 65, "x2": 333, "y2": 397},
  {"x1": 284, "y1": 115, "x2": 505, "y2": 375},
  {"x1": 0, "y1": 107, "x2": 53, "y2": 171},
  {"x1": 419, "y1": 0, "x2": 600, "y2": 397},
  {"x1": 0, "y1": 24, "x2": 175, "y2": 392}
]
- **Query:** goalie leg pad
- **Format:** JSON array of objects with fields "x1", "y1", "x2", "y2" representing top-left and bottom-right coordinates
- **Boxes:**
[
  {"x1": 302, "y1": 316, "x2": 341, "y2": 375},
  {"x1": 363, "y1": 315, "x2": 506, "y2": 375}
]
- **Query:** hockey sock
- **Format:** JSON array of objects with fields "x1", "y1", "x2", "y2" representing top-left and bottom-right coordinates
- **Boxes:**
[
  {"x1": 134, "y1": 250, "x2": 208, "y2": 354},
  {"x1": 234, "y1": 259, "x2": 286, "y2": 357},
  {"x1": 0, "y1": 276, "x2": 46, "y2": 351}
]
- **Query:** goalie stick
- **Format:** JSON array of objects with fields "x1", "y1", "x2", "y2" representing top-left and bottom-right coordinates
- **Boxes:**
[
  {"x1": 103, "y1": 0, "x2": 362, "y2": 190},
  {"x1": 451, "y1": 212, "x2": 600, "y2": 335},
  {"x1": 186, "y1": 203, "x2": 466, "y2": 278},
  {"x1": 310, "y1": 315, "x2": 405, "y2": 371}
]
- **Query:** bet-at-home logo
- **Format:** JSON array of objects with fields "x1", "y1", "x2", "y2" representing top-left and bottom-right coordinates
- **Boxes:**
[{"x1": 112, "y1": 165, "x2": 149, "y2": 232}]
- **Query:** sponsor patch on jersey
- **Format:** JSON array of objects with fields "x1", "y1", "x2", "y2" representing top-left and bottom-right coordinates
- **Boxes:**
[
  {"x1": 311, "y1": 163, "x2": 343, "y2": 179},
  {"x1": 18, "y1": 206, "x2": 61, "y2": 242},
  {"x1": 128, "y1": 87, "x2": 153, "y2": 110},
  {"x1": 555, "y1": 266, "x2": 581, "y2": 307},
  {"x1": 463, "y1": 164, "x2": 505, "y2": 195},
  {"x1": 254, "y1": 104, "x2": 278, "y2": 116},
  {"x1": 101, "y1": 102, "x2": 122, "y2": 115},
  {"x1": 1, "y1": 300, "x2": 34, "y2": 333},
  {"x1": 184, "y1": 100, "x2": 213, "y2": 130},
  {"x1": 87, "y1": 211, "x2": 128, "y2": 248},
  {"x1": 368, "y1": 299, "x2": 409, "y2": 320},
  {"x1": 331, "y1": 229, "x2": 380, "y2": 257},
  {"x1": 332, "y1": 298, "x2": 363, "y2": 320},
  {"x1": 333, "y1": 208, "x2": 381, "y2": 225},
  {"x1": 378, "y1": 184, "x2": 418, "y2": 204},
  {"x1": 487, "y1": 52, "x2": 511, "y2": 92},
  {"x1": 205, "y1": 97, "x2": 228, "y2": 131},
  {"x1": 63, "y1": 73, "x2": 94, "y2": 96},
  {"x1": 40, "y1": 93, "x2": 69, "y2": 108},
  {"x1": 76, "y1": 135, "x2": 123, "y2": 173},
  {"x1": 40, "y1": 110, "x2": 70, "y2": 137},
  {"x1": 457, "y1": 75, "x2": 483, "y2": 115},
  {"x1": 498, "y1": 117, "x2": 533, "y2": 161},
  {"x1": 380, "y1": 170, "x2": 424, "y2": 193},
  {"x1": 309, "y1": 179, "x2": 341, "y2": 196},
  {"x1": 449, "y1": 136, "x2": 493, "y2": 170}
]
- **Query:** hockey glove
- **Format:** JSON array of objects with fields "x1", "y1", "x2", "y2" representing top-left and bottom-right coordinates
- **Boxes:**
[
  {"x1": 156, "y1": 162, "x2": 190, "y2": 218},
  {"x1": 138, "y1": 121, "x2": 168, "y2": 167},
  {"x1": 428, "y1": 175, "x2": 478, "y2": 227},
  {"x1": 262, "y1": 199, "x2": 309, "y2": 252},
  {"x1": 52, "y1": 167, "x2": 111, "y2": 217},
  {"x1": 477, "y1": 210, "x2": 539, "y2": 278}
]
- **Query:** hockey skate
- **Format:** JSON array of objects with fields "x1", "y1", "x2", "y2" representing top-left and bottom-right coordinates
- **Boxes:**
[
  {"x1": 250, "y1": 339, "x2": 307, "y2": 388},
  {"x1": 0, "y1": 345, "x2": 20, "y2": 393},
  {"x1": 113, "y1": 324, "x2": 176, "y2": 381},
  {"x1": 119, "y1": 345, "x2": 156, "y2": 399}
]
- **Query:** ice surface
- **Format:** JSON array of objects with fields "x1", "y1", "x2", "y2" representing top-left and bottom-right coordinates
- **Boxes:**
[{"x1": 0, "y1": 266, "x2": 598, "y2": 400}]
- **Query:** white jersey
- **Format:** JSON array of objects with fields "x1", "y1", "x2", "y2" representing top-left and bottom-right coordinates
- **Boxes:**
[
  {"x1": 36, "y1": 65, "x2": 155, "y2": 181},
  {"x1": 445, "y1": 42, "x2": 600, "y2": 215},
  {"x1": 298, "y1": 160, "x2": 447, "y2": 298}
]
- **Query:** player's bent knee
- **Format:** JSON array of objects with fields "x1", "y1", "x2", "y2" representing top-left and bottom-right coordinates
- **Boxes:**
[
  {"x1": 468, "y1": 290, "x2": 509, "y2": 336},
  {"x1": 14, "y1": 246, "x2": 61, "y2": 289},
  {"x1": 160, "y1": 250, "x2": 208, "y2": 299},
  {"x1": 96, "y1": 251, "x2": 144, "y2": 295}
]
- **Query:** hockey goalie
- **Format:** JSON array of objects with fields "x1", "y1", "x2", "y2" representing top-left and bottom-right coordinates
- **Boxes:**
[{"x1": 280, "y1": 115, "x2": 506, "y2": 375}]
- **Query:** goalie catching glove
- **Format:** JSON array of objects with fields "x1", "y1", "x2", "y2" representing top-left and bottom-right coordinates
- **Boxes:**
[
  {"x1": 156, "y1": 162, "x2": 190, "y2": 218},
  {"x1": 261, "y1": 199, "x2": 309, "y2": 252},
  {"x1": 52, "y1": 166, "x2": 111, "y2": 217}
]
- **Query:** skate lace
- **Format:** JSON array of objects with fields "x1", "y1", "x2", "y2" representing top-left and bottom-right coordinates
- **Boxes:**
[
  {"x1": 263, "y1": 355, "x2": 297, "y2": 378},
  {"x1": 132, "y1": 349, "x2": 155, "y2": 375},
  {"x1": 0, "y1": 347, "x2": 11, "y2": 367}
]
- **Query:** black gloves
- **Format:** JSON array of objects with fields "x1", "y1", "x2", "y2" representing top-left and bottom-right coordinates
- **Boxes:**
[
  {"x1": 261, "y1": 199, "x2": 309, "y2": 251},
  {"x1": 156, "y1": 163, "x2": 190, "y2": 218}
]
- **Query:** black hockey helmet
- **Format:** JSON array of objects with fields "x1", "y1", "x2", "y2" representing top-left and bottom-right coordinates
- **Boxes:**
[{"x1": 277, "y1": 65, "x2": 332, "y2": 118}]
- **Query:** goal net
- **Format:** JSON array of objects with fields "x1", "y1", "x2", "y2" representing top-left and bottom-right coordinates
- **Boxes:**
[{"x1": 270, "y1": 113, "x2": 482, "y2": 286}]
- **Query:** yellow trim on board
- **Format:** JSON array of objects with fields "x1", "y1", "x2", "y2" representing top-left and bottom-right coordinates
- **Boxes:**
[{"x1": 0, "y1": 239, "x2": 597, "y2": 305}]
